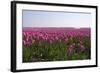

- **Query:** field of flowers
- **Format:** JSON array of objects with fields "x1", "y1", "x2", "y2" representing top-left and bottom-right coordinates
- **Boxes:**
[{"x1": 23, "y1": 28, "x2": 91, "y2": 62}]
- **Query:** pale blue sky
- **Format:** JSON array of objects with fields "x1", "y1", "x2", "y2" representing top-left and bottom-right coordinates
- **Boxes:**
[{"x1": 22, "y1": 10, "x2": 91, "y2": 28}]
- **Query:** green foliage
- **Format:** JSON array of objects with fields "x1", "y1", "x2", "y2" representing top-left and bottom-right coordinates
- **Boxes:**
[
  {"x1": 23, "y1": 47, "x2": 32, "y2": 62},
  {"x1": 23, "y1": 37, "x2": 91, "y2": 62}
]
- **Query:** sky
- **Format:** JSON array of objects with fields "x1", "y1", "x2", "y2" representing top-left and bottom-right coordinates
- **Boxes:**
[{"x1": 22, "y1": 10, "x2": 91, "y2": 28}]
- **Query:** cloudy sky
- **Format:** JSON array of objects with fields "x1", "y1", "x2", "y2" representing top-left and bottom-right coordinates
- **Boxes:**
[{"x1": 22, "y1": 10, "x2": 91, "y2": 28}]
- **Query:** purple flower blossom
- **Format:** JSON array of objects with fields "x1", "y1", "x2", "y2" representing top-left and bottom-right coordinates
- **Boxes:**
[{"x1": 22, "y1": 28, "x2": 90, "y2": 48}]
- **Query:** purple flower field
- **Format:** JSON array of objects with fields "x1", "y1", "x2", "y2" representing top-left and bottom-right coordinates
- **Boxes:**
[{"x1": 23, "y1": 28, "x2": 91, "y2": 62}]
